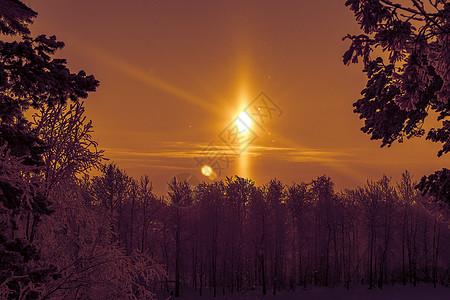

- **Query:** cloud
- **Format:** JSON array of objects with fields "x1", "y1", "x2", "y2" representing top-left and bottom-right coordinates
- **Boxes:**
[
  {"x1": 283, "y1": 149, "x2": 352, "y2": 163},
  {"x1": 104, "y1": 143, "x2": 353, "y2": 167},
  {"x1": 105, "y1": 147, "x2": 200, "y2": 160}
]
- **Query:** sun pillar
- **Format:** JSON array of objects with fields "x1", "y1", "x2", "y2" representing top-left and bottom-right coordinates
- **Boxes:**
[{"x1": 236, "y1": 106, "x2": 251, "y2": 179}]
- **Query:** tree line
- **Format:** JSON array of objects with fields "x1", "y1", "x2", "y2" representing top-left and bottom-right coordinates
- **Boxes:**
[{"x1": 79, "y1": 165, "x2": 450, "y2": 297}]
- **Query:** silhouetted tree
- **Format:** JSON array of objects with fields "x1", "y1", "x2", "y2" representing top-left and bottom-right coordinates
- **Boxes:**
[
  {"x1": 334, "y1": 190, "x2": 360, "y2": 289},
  {"x1": 0, "y1": 0, "x2": 36, "y2": 35},
  {"x1": 343, "y1": 0, "x2": 450, "y2": 206},
  {"x1": 0, "y1": 0, "x2": 98, "y2": 297},
  {"x1": 265, "y1": 179, "x2": 286, "y2": 295},
  {"x1": 224, "y1": 176, "x2": 254, "y2": 293},
  {"x1": 167, "y1": 177, "x2": 193, "y2": 297},
  {"x1": 248, "y1": 186, "x2": 268, "y2": 295},
  {"x1": 416, "y1": 168, "x2": 450, "y2": 206},
  {"x1": 286, "y1": 182, "x2": 312, "y2": 288},
  {"x1": 195, "y1": 181, "x2": 225, "y2": 297},
  {"x1": 310, "y1": 175, "x2": 335, "y2": 286}
]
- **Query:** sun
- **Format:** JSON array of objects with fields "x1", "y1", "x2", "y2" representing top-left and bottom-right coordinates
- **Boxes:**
[{"x1": 236, "y1": 111, "x2": 251, "y2": 134}]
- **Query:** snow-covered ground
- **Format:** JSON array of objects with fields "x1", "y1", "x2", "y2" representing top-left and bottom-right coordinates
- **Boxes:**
[{"x1": 157, "y1": 284, "x2": 450, "y2": 299}]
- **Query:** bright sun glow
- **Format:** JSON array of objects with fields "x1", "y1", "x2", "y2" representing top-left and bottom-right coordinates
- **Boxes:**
[
  {"x1": 236, "y1": 111, "x2": 251, "y2": 134},
  {"x1": 201, "y1": 165, "x2": 213, "y2": 177}
]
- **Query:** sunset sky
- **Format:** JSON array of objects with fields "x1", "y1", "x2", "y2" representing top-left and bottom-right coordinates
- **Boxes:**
[{"x1": 25, "y1": 0, "x2": 449, "y2": 194}]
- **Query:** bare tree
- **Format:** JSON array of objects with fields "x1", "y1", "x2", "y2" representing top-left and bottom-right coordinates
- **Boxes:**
[{"x1": 167, "y1": 177, "x2": 193, "y2": 297}]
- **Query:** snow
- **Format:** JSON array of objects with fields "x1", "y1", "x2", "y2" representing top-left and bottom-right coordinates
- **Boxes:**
[{"x1": 156, "y1": 284, "x2": 450, "y2": 300}]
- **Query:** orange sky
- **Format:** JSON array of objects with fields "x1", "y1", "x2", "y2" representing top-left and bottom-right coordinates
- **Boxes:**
[{"x1": 25, "y1": 0, "x2": 449, "y2": 194}]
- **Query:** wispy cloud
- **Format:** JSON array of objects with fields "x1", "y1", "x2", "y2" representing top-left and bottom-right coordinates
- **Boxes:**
[
  {"x1": 282, "y1": 149, "x2": 352, "y2": 163},
  {"x1": 104, "y1": 143, "x2": 353, "y2": 165},
  {"x1": 105, "y1": 148, "x2": 201, "y2": 160}
]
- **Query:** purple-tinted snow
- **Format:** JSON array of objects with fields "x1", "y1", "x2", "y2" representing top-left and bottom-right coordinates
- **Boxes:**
[{"x1": 157, "y1": 284, "x2": 450, "y2": 300}]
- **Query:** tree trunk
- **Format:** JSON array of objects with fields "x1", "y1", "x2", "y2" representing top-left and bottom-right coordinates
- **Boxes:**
[
  {"x1": 129, "y1": 191, "x2": 135, "y2": 255},
  {"x1": 141, "y1": 198, "x2": 147, "y2": 252},
  {"x1": 432, "y1": 219, "x2": 440, "y2": 288},
  {"x1": 369, "y1": 223, "x2": 374, "y2": 289},
  {"x1": 423, "y1": 220, "x2": 429, "y2": 281},
  {"x1": 175, "y1": 211, "x2": 181, "y2": 297},
  {"x1": 261, "y1": 253, "x2": 266, "y2": 295}
]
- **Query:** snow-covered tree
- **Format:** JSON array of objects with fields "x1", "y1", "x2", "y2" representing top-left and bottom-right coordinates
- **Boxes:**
[
  {"x1": 0, "y1": 0, "x2": 98, "y2": 297},
  {"x1": 32, "y1": 101, "x2": 104, "y2": 188},
  {"x1": 343, "y1": 0, "x2": 450, "y2": 205},
  {"x1": 36, "y1": 180, "x2": 165, "y2": 299}
]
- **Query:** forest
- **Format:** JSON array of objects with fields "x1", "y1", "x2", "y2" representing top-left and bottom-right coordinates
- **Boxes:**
[{"x1": 43, "y1": 166, "x2": 450, "y2": 298}]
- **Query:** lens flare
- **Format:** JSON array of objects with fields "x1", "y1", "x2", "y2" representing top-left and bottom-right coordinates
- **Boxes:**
[{"x1": 201, "y1": 165, "x2": 213, "y2": 176}]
